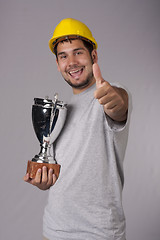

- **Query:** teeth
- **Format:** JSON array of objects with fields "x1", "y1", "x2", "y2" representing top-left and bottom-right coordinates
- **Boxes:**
[{"x1": 69, "y1": 69, "x2": 80, "y2": 74}]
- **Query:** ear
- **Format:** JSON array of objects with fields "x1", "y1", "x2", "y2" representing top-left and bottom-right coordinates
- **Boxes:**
[
  {"x1": 91, "y1": 49, "x2": 98, "y2": 63},
  {"x1": 56, "y1": 59, "x2": 60, "y2": 72}
]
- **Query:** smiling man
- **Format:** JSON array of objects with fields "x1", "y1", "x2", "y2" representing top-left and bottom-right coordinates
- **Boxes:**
[
  {"x1": 24, "y1": 18, "x2": 129, "y2": 240},
  {"x1": 56, "y1": 39, "x2": 96, "y2": 92}
]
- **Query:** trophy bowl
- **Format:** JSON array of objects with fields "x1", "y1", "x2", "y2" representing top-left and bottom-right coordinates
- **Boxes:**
[{"x1": 26, "y1": 94, "x2": 67, "y2": 179}]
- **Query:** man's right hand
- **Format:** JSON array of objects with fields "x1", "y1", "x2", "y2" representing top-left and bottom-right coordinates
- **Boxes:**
[{"x1": 23, "y1": 166, "x2": 57, "y2": 190}]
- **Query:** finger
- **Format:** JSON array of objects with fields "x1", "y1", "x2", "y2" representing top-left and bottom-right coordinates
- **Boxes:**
[
  {"x1": 47, "y1": 168, "x2": 54, "y2": 185},
  {"x1": 93, "y1": 63, "x2": 104, "y2": 88},
  {"x1": 98, "y1": 93, "x2": 113, "y2": 105},
  {"x1": 34, "y1": 168, "x2": 42, "y2": 184},
  {"x1": 94, "y1": 81, "x2": 111, "y2": 100},
  {"x1": 52, "y1": 174, "x2": 57, "y2": 185},
  {"x1": 104, "y1": 100, "x2": 117, "y2": 110},
  {"x1": 42, "y1": 166, "x2": 48, "y2": 184},
  {"x1": 23, "y1": 173, "x2": 30, "y2": 182},
  {"x1": 24, "y1": 173, "x2": 37, "y2": 186}
]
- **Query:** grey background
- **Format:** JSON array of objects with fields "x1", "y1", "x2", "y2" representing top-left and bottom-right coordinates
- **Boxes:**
[{"x1": 0, "y1": 0, "x2": 160, "y2": 239}]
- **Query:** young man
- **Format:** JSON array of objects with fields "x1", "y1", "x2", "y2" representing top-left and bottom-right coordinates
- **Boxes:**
[{"x1": 24, "y1": 18, "x2": 129, "y2": 240}]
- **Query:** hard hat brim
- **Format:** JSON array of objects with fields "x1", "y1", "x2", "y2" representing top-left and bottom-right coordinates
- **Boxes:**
[{"x1": 49, "y1": 35, "x2": 97, "y2": 55}]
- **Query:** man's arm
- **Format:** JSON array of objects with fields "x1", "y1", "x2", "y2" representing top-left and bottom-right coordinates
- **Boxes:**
[{"x1": 93, "y1": 63, "x2": 128, "y2": 122}]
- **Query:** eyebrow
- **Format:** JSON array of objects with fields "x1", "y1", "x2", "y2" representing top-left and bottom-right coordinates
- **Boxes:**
[
  {"x1": 57, "y1": 47, "x2": 86, "y2": 56},
  {"x1": 73, "y1": 47, "x2": 85, "y2": 52}
]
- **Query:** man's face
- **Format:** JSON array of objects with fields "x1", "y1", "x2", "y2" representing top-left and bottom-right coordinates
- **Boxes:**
[{"x1": 56, "y1": 39, "x2": 97, "y2": 94}]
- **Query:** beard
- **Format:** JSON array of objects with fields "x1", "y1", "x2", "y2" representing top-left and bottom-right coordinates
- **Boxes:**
[{"x1": 62, "y1": 71, "x2": 94, "y2": 90}]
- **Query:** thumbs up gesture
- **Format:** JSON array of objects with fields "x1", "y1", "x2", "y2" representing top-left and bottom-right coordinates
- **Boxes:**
[{"x1": 93, "y1": 63, "x2": 128, "y2": 122}]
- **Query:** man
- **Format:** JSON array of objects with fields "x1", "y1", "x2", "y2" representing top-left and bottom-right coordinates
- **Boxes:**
[{"x1": 24, "y1": 18, "x2": 129, "y2": 240}]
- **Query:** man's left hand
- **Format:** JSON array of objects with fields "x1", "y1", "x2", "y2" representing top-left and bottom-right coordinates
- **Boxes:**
[{"x1": 93, "y1": 63, "x2": 128, "y2": 122}]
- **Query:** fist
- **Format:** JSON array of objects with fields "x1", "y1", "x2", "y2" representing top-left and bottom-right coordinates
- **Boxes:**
[{"x1": 93, "y1": 63, "x2": 128, "y2": 122}]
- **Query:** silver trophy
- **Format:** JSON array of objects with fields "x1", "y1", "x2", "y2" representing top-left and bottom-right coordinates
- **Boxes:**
[{"x1": 27, "y1": 94, "x2": 67, "y2": 179}]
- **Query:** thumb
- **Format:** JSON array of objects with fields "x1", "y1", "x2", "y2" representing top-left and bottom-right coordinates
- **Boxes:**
[{"x1": 93, "y1": 63, "x2": 104, "y2": 89}]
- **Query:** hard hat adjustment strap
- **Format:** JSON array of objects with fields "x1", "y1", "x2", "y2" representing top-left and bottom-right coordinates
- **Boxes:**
[{"x1": 52, "y1": 35, "x2": 95, "y2": 48}]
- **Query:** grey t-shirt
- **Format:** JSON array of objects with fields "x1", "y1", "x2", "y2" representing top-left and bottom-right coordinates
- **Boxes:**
[{"x1": 43, "y1": 83, "x2": 129, "y2": 240}]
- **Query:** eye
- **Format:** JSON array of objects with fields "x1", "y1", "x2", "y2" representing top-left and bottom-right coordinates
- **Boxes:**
[
  {"x1": 75, "y1": 51, "x2": 83, "y2": 55},
  {"x1": 58, "y1": 54, "x2": 67, "y2": 61},
  {"x1": 60, "y1": 55, "x2": 66, "y2": 59}
]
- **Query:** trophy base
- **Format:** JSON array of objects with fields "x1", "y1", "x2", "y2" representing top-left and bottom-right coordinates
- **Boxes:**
[{"x1": 27, "y1": 160, "x2": 61, "y2": 179}]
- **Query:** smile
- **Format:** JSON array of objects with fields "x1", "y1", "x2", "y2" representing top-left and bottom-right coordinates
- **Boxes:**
[{"x1": 68, "y1": 67, "x2": 84, "y2": 79}]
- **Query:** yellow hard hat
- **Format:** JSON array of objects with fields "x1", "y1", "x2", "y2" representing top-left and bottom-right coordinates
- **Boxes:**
[{"x1": 49, "y1": 18, "x2": 97, "y2": 54}]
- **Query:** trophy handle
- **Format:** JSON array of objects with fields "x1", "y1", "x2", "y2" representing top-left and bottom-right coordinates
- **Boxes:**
[{"x1": 50, "y1": 106, "x2": 67, "y2": 144}]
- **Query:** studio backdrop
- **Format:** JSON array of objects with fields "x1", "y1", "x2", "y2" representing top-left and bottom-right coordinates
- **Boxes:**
[{"x1": 0, "y1": 1, "x2": 160, "y2": 240}]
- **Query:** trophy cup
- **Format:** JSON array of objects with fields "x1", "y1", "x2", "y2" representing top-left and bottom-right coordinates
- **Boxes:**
[{"x1": 26, "y1": 94, "x2": 67, "y2": 179}]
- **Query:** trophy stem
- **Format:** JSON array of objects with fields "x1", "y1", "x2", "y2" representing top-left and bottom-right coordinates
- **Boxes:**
[{"x1": 32, "y1": 142, "x2": 56, "y2": 164}]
